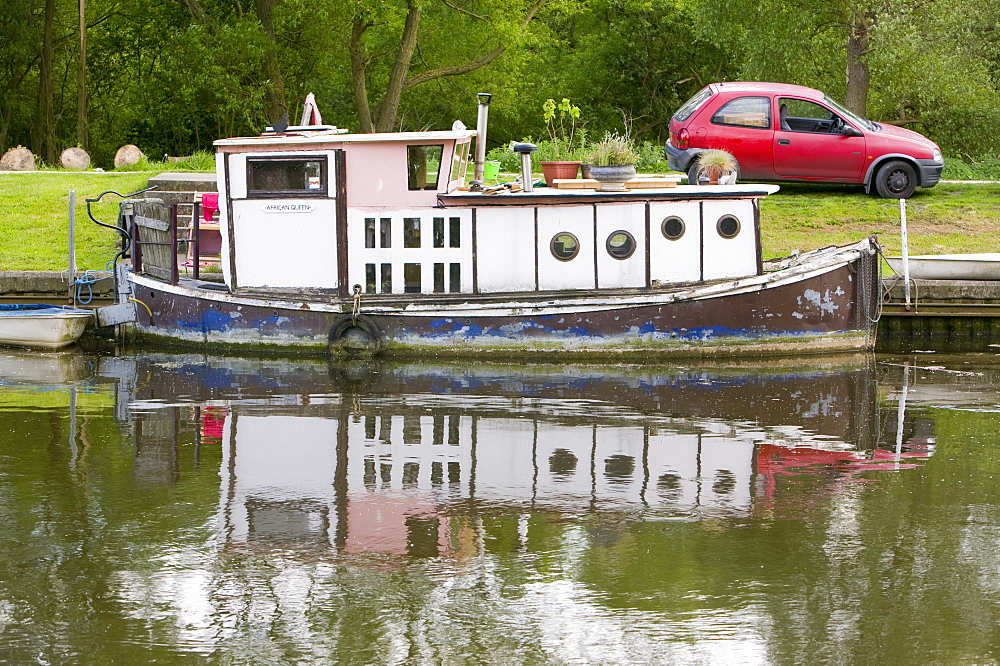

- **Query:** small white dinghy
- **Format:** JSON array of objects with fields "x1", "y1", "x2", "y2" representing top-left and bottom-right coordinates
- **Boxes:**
[
  {"x1": 885, "y1": 253, "x2": 1000, "y2": 281},
  {"x1": 0, "y1": 304, "x2": 93, "y2": 349}
]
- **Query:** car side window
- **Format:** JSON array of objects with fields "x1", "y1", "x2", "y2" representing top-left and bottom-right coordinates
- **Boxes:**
[
  {"x1": 778, "y1": 98, "x2": 843, "y2": 134},
  {"x1": 710, "y1": 97, "x2": 771, "y2": 129}
]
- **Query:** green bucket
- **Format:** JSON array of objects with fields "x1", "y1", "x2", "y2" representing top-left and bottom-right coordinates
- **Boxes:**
[{"x1": 483, "y1": 161, "x2": 501, "y2": 183}]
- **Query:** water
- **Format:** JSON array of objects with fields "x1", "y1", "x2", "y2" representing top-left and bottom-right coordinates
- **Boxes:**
[{"x1": 0, "y1": 349, "x2": 998, "y2": 664}]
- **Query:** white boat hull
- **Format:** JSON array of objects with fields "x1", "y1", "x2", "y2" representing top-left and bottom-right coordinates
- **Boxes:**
[
  {"x1": 885, "y1": 253, "x2": 1000, "y2": 281},
  {"x1": 0, "y1": 306, "x2": 93, "y2": 349}
]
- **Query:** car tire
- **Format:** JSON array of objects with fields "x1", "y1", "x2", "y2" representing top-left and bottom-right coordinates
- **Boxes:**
[
  {"x1": 874, "y1": 160, "x2": 917, "y2": 199},
  {"x1": 687, "y1": 158, "x2": 740, "y2": 185},
  {"x1": 687, "y1": 161, "x2": 703, "y2": 185}
]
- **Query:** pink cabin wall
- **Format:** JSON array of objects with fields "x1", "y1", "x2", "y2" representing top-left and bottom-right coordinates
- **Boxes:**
[{"x1": 343, "y1": 140, "x2": 456, "y2": 209}]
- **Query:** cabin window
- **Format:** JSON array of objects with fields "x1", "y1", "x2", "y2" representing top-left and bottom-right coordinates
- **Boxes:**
[
  {"x1": 380, "y1": 264, "x2": 392, "y2": 293},
  {"x1": 449, "y1": 263, "x2": 461, "y2": 292},
  {"x1": 449, "y1": 217, "x2": 461, "y2": 248},
  {"x1": 433, "y1": 218, "x2": 445, "y2": 248},
  {"x1": 365, "y1": 218, "x2": 376, "y2": 248},
  {"x1": 606, "y1": 231, "x2": 636, "y2": 260},
  {"x1": 451, "y1": 141, "x2": 470, "y2": 183},
  {"x1": 407, "y1": 145, "x2": 444, "y2": 190},
  {"x1": 550, "y1": 232, "x2": 580, "y2": 261},
  {"x1": 404, "y1": 218, "x2": 421, "y2": 248},
  {"x1": 365, "y1": 263, "x2": 376, "y2": 293},
  {"x1": 661, "y1": 216, "x2": 686, "y2": 241},
  {"x1": 717, "y1": 215, "x2": 741, "y2": 239},
  {"x1": 404, "y1": 263, "x2": 422, "y2": 293},
  {"x1": 434, "y1": 263, "x2": 445, "y2": 292},
  {"x1": 380, "y1": 218, "x2": 392, "y2": 248},
  {"x1": 247, "y1": 157, "x2": 328, "y2": 197}
]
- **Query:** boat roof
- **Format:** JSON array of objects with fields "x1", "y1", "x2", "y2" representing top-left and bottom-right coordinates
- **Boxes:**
[{"x1": 215, "y1": 128, "x2": 479, "y2": 148}]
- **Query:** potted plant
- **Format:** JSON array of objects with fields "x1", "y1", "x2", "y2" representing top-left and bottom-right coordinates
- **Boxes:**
[
  {"x1": 692, "y1": 149, "x2": 738, "y2": 185},
  {"x1": 538, "y1": 98, "x2": 583, "y2": 185},
  {"x1": 586, "y1": 132, "x2": 641, "y2": 191}
]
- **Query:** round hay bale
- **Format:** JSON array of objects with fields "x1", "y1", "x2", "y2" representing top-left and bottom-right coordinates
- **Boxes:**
[
  {"x1": 60, "y1": 146, "x2": 91, "y2": 170},
  {"x1": 0, "y1": 147, "x2": 36, "y2": 171},
  {"x1": 114, "y1": 144, "x2": 144, "y2": 168}
]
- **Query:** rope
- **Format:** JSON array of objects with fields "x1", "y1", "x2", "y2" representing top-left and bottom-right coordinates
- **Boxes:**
[
  {"x1": 73, "y1": 269, "x2": 114, "y2": 305},
  {"x1": 352, "y1": 284, "x2": 362, "y2": 325}
]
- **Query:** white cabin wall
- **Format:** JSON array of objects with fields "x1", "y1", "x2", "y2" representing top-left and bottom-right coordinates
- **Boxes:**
[
  {"x1": 227, "y1": 150, "x2": 339, "y2": 289},
  {"x1": 216, "y1": 151, "x2": 233, "y2": 286},
  {"x1": 648, "y1": 201, "x2": 702, "y2": 284},
  {"x1": 701, "y1": 199, "x2": 758, "y2": 280},
  {"x1": 347, "y1": 209, "x2": 473, "y2": 294},
  {"x1": 537, "y1": 206, "x2": 597, "y2": 291},
  {"x1": 475, "y1": 208, "x2": 536, "y2": 293},
  {"x1": 227, "y1": 153, "x2": 248, "y2": 198},
  {"x1": 596, "y1": 204, "x2": 647, "y2": 289}
]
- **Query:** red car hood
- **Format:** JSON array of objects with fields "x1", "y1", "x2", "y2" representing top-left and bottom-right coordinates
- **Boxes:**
[{"x1": 868, "y1": 123, "x2": 939, "y2": 158}]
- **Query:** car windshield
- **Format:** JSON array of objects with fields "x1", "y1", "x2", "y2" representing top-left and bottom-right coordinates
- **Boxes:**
[
  {"x1": 823, "y1": 95, "x2": 877, "y2": 132},
  {"x1": 673, "y1": 88, "x2": 713, "y2": 122}
]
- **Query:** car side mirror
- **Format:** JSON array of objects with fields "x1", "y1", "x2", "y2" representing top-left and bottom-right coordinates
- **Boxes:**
[{"x1": 841, "y1": 125, "x2": 864, "y2": 137}]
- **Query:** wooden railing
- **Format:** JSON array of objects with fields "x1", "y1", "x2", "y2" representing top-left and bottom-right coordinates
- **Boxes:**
[{"x1": 128, "y1": 199, "x2": 212, "y2": 284}]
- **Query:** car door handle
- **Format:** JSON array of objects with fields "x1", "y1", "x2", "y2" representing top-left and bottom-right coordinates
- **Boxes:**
[{"x1": 778, "y1": 139, "x2": 790, "y2": 145}]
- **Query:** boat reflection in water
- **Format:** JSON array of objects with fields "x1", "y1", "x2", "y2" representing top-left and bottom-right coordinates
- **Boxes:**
[{"x1": 108, "y1": 353, "x2": 932, "y2": 559}]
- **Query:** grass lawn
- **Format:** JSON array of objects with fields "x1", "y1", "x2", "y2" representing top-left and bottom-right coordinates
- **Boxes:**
[
  {"x1": 0, "y1": 172, "x2": 155, "y2": 271},
  {"x1": 1, "y1": 172, "x2": 999, "y2": 270},
  {"x1": 760, "y1": 182, "x2": 1000, "y2": 258}
]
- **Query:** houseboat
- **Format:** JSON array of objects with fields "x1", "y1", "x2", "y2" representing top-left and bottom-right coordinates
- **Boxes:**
[{"x1": 99, "y1": 97, "x2": 881, "y2": 357}]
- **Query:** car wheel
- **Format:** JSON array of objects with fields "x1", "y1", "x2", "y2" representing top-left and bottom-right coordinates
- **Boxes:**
[
  {"x1": 874, "y1": 160, "x2": 917, "y2": 199},
  {"x1": 687, "y1": 161, "x2": 703, "y2": 185},
  {"x1": 687, "y1": 158, "x2": 740, "y2": 185}
]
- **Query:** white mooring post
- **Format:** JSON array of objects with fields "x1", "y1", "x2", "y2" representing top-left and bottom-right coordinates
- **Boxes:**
[
  {"x1": 900, "y1": 198, "x2": 911, "y2": 309},
  {"x1": 68, "y1": 190, "x2": 76, "y2": 305}
]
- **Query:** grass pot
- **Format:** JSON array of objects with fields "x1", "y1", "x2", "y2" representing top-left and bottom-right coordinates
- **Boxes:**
[
  {"x1": 589, "y1": 164, "x2": 636, "y2": 192},
  {"x1": 539, "y1": 161, "x2": 582, "y2": 186}
]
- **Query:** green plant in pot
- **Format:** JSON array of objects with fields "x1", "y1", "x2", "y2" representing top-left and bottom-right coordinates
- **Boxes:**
[
  {"x1": 692, "y1": 149, "x2": 738, "y2": 185},
  {"x1": 586, "y1": 132, "x2": 641, "y2": 192},
  {"x1": 538, "y1": 98, "x2": 583, "y2": 185}
]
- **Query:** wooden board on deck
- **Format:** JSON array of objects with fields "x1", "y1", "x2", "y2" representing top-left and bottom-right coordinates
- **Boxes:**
[{"x1": 553, "y1": 176, "x2": 681, "y2": 190}]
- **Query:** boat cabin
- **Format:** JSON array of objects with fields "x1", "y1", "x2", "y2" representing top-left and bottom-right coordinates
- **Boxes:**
[{"x1": 211, "y1": 125, "x2": 775, "y2": 299}]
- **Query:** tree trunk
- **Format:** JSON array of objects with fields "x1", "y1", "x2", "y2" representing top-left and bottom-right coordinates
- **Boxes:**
[
  {"x1": 77, "y1": 0, "x2": 89, "y2": 149},
  {"x1": 372, "y1": 0, "x2": 421, "y2": 133},
  {"x1": 256, "y1": 0, "x2": 287, "y2": 122},
  {"x1": 845, "y1": 16, "x2": 870, "y2": 117},
  {"x1": 349, "y1": 17, "x2": 375, "y2": 133},
  {"x1": 34, "y1": 0, "x2": 57, "y2": 164}
]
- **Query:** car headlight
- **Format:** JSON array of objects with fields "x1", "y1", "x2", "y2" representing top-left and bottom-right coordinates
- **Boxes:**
[{"x1": 933, "y1": 147, "x2": 943, "y2": 162}]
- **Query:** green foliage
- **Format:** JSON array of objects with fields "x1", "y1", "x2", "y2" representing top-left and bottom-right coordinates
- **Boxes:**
[
  {"x1": 942, "y1": 157, "x2": 1000, "y2": 181},
  {"x1": 587, "y1": 132, "x2": 641, "y2": 166},
  {"x1": 542, "y1": 98, "x2": 583, "y2": 160},
  {"x1": 113, "y1": 152, "x2": 216, "y2": 173}
]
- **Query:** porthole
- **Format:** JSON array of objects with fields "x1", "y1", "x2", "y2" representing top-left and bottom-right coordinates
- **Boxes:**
[
  {"x1": 661, "y1": 216, "x2": 685, "y2": 241},
  {"x1": 550, "y1": 232, "x2": 580, "y2": 261},
  {"x1": 717, "y1": 215, "x2": 741, "y2": 239},
  {"x1": 606, "y1": 230, "x2": 636, "y2": 260}
]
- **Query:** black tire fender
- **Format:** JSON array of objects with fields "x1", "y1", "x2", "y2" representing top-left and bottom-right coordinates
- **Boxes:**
[{"x1": 329, "y1": 314, "x2": 382, "y2": 355}]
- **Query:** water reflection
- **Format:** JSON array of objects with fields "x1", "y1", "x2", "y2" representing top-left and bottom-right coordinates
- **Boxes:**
[{"x1": 0, "y1": 349, "x2": 977, "y2": 663}]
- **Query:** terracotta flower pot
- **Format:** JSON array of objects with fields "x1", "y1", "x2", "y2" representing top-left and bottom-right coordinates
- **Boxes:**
[{"x1": 539, "y1": 161, "x2": 581, "y2": 186}]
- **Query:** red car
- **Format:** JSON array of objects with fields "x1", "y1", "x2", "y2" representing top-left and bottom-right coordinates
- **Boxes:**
[{"x1": 666, "y1": 82, "x2": 944, "y2": 198}]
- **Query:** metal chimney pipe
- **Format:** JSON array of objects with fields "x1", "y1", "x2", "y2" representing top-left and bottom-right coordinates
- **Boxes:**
[
  {"x1": 474, "y1": 93, "x2": 492, "y2": 182},
  {"x1": 513, "y1": 143, "x2": 537, "y2": 193}
]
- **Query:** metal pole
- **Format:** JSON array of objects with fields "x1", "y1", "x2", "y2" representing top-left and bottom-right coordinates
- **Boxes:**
[
  {"x1": 474, "y1": 93, "x2": 491, "y2": 182},
  {"x1": 900, "y1": 198, "x2": 911, "y2": 309},
  {"x1": 68, "y1": 190, "x2": 76, "y2": 305}
]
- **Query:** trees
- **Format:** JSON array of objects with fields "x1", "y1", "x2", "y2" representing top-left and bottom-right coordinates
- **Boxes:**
[{"x1": 345, "y1": 0, "x2": 546, "y2": 133}]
